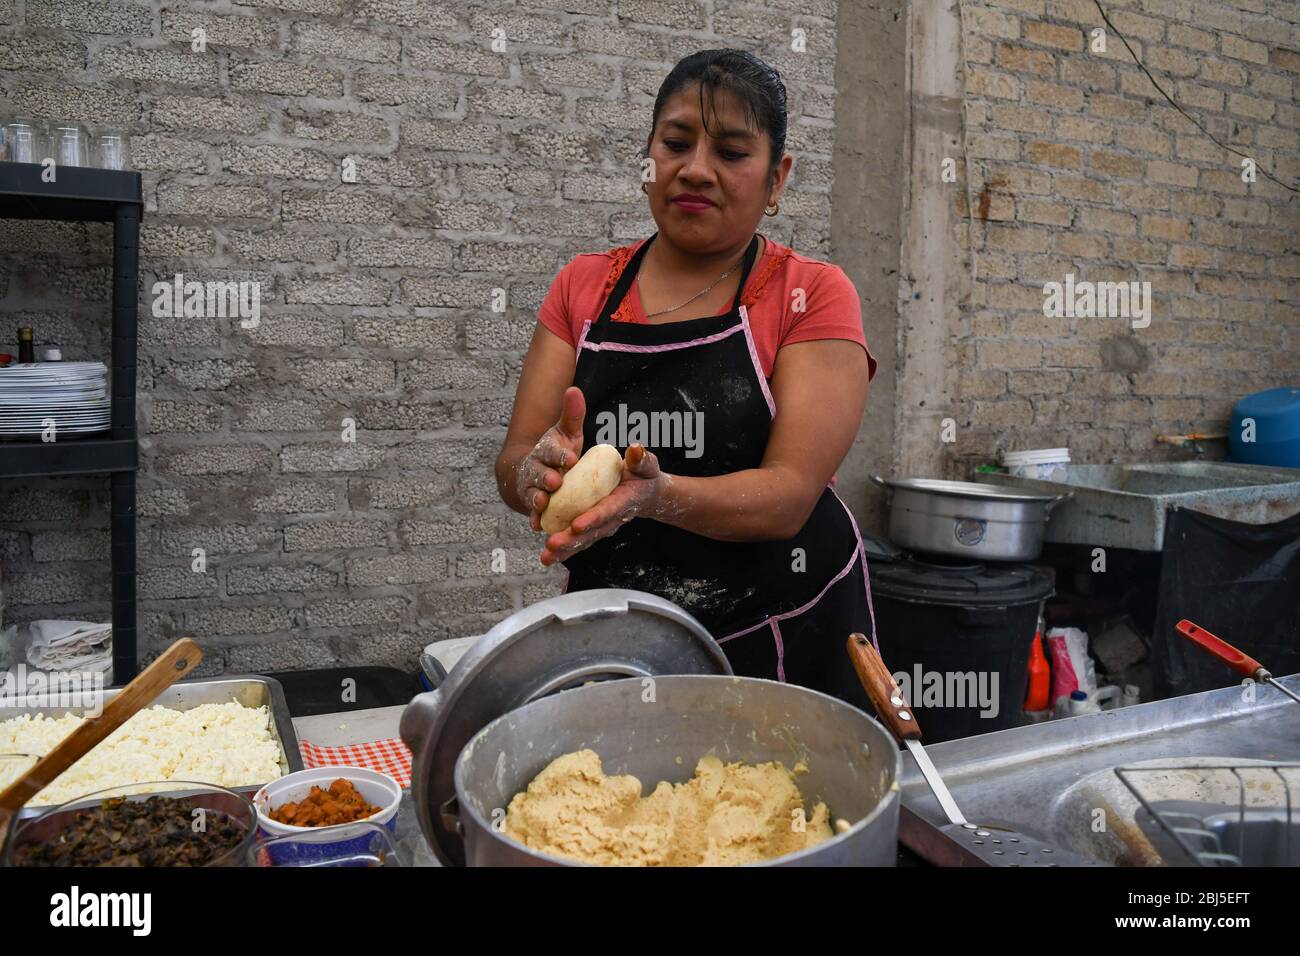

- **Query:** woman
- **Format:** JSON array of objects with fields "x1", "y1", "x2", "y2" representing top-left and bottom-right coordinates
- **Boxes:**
[{"x1": 495, "y1": 49, "x2": 879, "y2": 708}]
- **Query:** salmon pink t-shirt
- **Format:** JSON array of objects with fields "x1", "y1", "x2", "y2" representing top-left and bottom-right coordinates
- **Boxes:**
[{"x1": 537, "y1": 234, "x2": 877, "y2": 382}]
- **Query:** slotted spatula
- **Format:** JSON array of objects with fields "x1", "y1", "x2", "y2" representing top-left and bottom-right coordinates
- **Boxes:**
[
  {"x1": 0, "y1": 637, "x2": 203, "y2": 854},
  {"x1": 847, "y1": 632, "x2": 1105, "y2": 867}
]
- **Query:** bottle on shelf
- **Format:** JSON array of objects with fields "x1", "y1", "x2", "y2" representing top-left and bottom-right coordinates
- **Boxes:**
[{"x1": 17, "y1": 326, "x2": 34, "y2": 364}]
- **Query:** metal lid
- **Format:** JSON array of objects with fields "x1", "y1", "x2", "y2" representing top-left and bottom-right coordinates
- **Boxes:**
[
  {"x1": 400, "y1": 588, "x2": 731, "y2": 866},
  {"x1": 875, "y1": 476, "x2": 1064, "y2": 503},
  {"x1": 870, "y1": 558, "x2": 1054, "y2": 607}
]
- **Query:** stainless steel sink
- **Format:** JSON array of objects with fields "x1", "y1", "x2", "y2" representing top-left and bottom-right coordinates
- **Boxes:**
[
  {"x1": 898, "y1": 675, "x2": 1300, "y2": 866},
  {"x1": 974, "y1": 462, "x2": 1300, "y2": 550}
]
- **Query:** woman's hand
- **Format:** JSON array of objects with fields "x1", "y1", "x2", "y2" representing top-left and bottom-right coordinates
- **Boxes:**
[
  {"x1": 516, "y1": 386, "x2": 586, "y2": 531},
  {"x1": 540, "y1": 444, "x2": 668, "y2": 566}
]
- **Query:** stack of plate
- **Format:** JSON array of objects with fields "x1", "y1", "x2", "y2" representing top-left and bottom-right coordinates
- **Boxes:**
[{"x1": 0, "y1": 361, "x2": 110, "y2": 438}]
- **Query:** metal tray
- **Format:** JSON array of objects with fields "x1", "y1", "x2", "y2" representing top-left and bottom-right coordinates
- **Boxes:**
[{"x1": 1, "y1": 675, "x2": 303, "y2": 816}]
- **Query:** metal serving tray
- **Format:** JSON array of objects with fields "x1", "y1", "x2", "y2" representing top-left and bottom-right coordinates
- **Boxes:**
[{"x1": 1, "y1": 675, "x2": 303, "y2": 816}]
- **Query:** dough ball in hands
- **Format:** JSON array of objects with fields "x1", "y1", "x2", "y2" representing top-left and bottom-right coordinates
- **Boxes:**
[{"x1": 540, "y1": 444, "x2": 624, "y2": 533}]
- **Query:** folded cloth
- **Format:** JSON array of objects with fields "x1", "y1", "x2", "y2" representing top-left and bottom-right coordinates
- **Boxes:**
[
  {"x1": 25, "y1": 620, "x2": 112, "y2": 673},
  {"x1": 299, "y1": 738, "x2": 412, "y2": 790}
]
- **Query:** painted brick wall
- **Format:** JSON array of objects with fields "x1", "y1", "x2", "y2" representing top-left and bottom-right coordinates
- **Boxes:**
[
  {"x1": 0, "y1": 0, "x2": 841, "y2": 673},
  {"x1": 953, "y1": 0, "x2": 1300, "y2": 470}
]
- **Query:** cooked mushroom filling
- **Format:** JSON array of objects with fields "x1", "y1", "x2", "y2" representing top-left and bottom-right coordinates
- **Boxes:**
[{"x1": 13, "y1": 796, "x2": 247, "y2": 867}]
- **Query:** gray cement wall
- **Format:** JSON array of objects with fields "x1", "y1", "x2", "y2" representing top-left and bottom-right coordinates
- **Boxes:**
[
  {"x1": 830, "y1": 0, "x2": 906, "y2": 529},
  {"x1": 0, "y1": 0, "x2": 862, "y2": 673},
  {"x1": 897, "y1": 0, "x2": 1300, "y2": 480}
]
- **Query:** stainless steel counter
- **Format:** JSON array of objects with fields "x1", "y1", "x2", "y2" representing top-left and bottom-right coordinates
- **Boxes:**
[
  {"x1": 898, "y1": 674, "x2": 1300, "y2": 864},
  {"x1": 300, "y1": 677, "x2": 1300, "y2": 868}
]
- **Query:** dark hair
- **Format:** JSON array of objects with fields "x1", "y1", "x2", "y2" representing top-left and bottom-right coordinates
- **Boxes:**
[{"x1": 650, "y1": 49, "x2": 788, "y2": 167}]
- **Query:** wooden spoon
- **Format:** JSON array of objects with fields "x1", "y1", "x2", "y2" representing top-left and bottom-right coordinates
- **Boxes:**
[{"x1": 0, "y1": 637, "x2": 203, "y2": 853}]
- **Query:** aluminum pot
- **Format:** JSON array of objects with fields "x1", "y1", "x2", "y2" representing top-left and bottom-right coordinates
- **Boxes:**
[
  {"x1": 448, "y1": 674, "x2": 902, "y2": 866},
  {"x1": 873, "y1": 476, "x2": 1070, "y2": 562}
]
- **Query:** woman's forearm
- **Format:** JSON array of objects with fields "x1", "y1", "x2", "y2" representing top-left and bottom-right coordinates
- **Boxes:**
[
  {"x1": 495, "y1": 441, "x2": 536, "y2": 515},
  {"x1": 647, "y1": 467, "x2": 818, "y2": 542}
]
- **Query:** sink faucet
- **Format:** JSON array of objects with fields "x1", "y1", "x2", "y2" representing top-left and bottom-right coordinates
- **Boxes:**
[{"x1": 1154, "y1": 433, "x2": 1226, "y2": 459}]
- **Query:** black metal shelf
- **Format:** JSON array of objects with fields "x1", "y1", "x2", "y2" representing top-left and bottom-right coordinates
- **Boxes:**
[
  {"x1": 0, "y1": 438, "x2": 137, "y2": 477},
  {"x1": 0, "y1": 162, "x2": 143, "y2": 219},
  {"x1": 1, "y1": 161, "x2": 143, "y2": 679}
]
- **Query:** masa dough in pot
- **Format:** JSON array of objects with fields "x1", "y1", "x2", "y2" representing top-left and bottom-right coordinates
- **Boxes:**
[{"x1": 502, "y1": 748, "x2": 833, "y2": 866}]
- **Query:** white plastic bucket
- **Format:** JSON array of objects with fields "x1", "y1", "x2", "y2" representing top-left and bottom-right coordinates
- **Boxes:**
[{"x1": 1001, "y1": 447, "x2": 1070, "y2": 482}]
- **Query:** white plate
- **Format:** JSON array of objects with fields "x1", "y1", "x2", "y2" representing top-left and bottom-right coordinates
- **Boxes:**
[
  {"x1": 0, "y1": 410, "x2": 111, "y2": 416},
  {"x1": 0, "y1": 392, "x2": 108, "y2": 401},
  {"x1": 0, "y1": 416, "x2": 109, "y2": 425},
  {"x1": 0, "y1": 422, "x2": 111, "y2": 429},
  {"x1": 0, "y1": 362, "x2": 106, "y2": 373},
  {"x1": 0, "y1": 379, "x2": 107, "y2": 385},
  {"x1": 0, "y1": 428, "x2": 110, "y2": 437},
  {"x1": 0, "y1": 411, "x2": 111, "y2": 421},
  {"x1": 0, "y1": 414, "x2": 111, "y2": 421}
]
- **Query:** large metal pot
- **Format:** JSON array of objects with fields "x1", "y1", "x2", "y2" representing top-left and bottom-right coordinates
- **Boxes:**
[
  {"x1": 449, "y1": 675, "x2": 901, "y2": 866},
  {"x1": 873, "y1": 476, "x2": 1070, "y2": 561}
]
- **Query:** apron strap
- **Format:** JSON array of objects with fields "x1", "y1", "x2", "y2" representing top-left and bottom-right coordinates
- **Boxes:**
[{"x1": 590, "y1": 232, "x2": 761, "y2": 339}]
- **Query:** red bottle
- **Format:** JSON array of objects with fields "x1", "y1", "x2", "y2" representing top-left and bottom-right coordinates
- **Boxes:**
[{"x1": 1024, "y1": 625, "x2": 1050, "y2": 712}]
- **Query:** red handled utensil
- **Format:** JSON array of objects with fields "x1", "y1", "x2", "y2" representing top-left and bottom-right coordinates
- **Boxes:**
[{"x1": 1176, "y1": 619, "x2": 1300, "y2": 706}]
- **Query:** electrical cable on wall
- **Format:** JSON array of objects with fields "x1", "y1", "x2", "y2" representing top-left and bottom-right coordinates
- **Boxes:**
[{"x1": 1093, "y1": 0, "x2": 1299, "y2": 195}]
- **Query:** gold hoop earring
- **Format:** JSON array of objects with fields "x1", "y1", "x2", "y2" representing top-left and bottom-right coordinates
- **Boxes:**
[{"x1": 764, "y1": 201, "x2": 779, "y2": 217}]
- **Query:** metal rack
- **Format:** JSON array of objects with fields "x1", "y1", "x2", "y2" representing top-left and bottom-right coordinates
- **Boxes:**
[
  {"x1": 1116, "y1": 763, "x2": 1300, "y2": 866},
  {"x1": 0, "y1": 161, "x2": 142, "y2": 681}
]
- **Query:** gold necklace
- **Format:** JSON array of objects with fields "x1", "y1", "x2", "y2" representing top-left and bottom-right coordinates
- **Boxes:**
[{"x1": 643, "y1": 243, "x2": 749, "y2": 318}]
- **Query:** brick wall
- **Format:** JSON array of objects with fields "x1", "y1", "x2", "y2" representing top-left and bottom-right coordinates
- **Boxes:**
[
  {"x1": 952, "y1": 0, "x2": 1300, "y2": 471},
  {"x1": 0, "y1": 0, "x2": 842, "y2": 674}
]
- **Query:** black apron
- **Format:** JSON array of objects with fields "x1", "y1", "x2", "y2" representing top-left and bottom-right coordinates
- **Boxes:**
[{"x1": 564, "y1": 232, "x2": 879, "y2": 710}]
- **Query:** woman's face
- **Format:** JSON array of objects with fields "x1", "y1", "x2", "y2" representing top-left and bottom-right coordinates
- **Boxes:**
[{"x1": 645, "y1": 83, "x2": 791, "y2": 254}]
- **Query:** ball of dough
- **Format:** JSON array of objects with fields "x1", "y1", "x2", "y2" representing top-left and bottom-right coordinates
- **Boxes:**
[{"x1": 540, "y1": 444, "x2": 624, "y2": 533}]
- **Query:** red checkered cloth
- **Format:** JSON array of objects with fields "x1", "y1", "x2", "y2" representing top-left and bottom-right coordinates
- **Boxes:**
[{"x1": 298, "y1": 738, "x2": 412, "y2": 790}]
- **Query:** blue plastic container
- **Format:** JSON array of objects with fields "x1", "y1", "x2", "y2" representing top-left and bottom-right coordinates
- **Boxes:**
[{"x1": 1229, "y1": 387, "x2": 1300, "y2": 468}]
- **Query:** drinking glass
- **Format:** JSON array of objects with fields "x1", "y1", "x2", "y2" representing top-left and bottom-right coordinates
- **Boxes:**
[
  {"x1": 94, "y1": 129, "x2": 129, "y2": 170},
  {"x1": 4, "y1": 119, "x2": 44, "y2": 164},
  {"x1": 51, "y1": 121, "x2": 90, "y2": 167}
]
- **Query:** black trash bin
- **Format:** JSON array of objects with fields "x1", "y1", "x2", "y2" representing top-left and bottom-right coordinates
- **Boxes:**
[{"x1": 869, "y1": 555, "x2": 1053, "y2": 743}]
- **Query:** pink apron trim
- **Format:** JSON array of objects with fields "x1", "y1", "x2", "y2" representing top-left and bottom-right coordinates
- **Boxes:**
[
  {"x1": 717, "y1": 538, "x2": 862, "y2": 644},
  {"x1": 831, "y1": 489, "x2": 880, "y2": 653},
  {"x1": 739, "y1": 305, "x2": 776, "y2": 418},
  {"x1": 770, "y1": 618, "x2": 786, "y2": 683},
  {"x1": 580, "y1": 323, "x2": 744, "y2": 354},
  {"x1": 574, "y1": 318, "x2": 593, "y2": 358}
]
